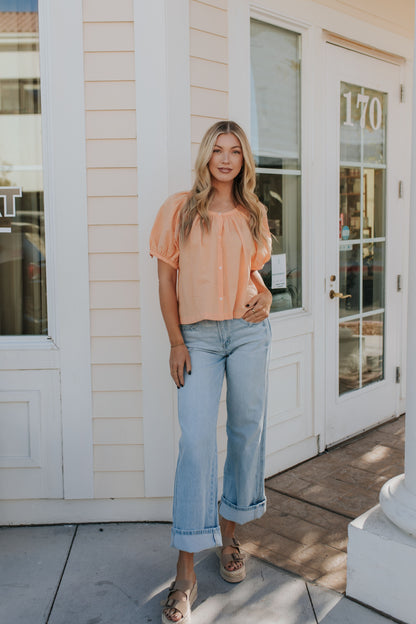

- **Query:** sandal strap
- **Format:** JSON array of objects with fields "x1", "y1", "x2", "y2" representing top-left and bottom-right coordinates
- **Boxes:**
[
  {"x1": 163, "y1": 597, "x2": 188, "y2": 619},
  {"x1": 168, "y1": 579, "x2": 194, "y2": 594},
  {"x1": 162, "y1": 579, "x2": 195, "y2": 618},
  {"x1": 222, "y1": 536, "x2": 241, "y2": 549},
  {"x1": 220, "y1": 536, "x2": 244, "y2": 566},
  {"x1": 221, "y1": 550, "x2": 244, "y2": 566}
]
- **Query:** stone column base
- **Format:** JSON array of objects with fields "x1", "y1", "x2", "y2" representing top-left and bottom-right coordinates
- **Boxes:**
[
  {"x1": 380, "y1": 474, "x2": 416, "y2": 537},
  {"x1": 347, "y1": 505, "x2": 416, "y2": 624}
]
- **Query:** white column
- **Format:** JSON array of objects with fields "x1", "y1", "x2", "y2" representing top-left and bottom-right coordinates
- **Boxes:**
[{"x1": 378, "y1": 0, "x2": 416, "y2": 535}]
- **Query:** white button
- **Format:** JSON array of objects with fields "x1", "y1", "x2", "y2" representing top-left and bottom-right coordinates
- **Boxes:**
[
  {"x1": 219, "y1": 297, "x2": 223, "y2": 301},
  {"x1": 219, "y1": 266, "x2": 222, "y2": 270}
]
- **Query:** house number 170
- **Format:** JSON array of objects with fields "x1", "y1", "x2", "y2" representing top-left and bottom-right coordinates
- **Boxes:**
[{"x1": 343, "y1": 91, "x2": 382, "y2": 130}]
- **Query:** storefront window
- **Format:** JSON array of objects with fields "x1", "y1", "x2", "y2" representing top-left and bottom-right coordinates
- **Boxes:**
[
  {"x1": 250, "y1": 19, "x2": 302, "y2": 312},
  {"x1": 0, "y1": 0, "x2": 47, "y2": 335}
]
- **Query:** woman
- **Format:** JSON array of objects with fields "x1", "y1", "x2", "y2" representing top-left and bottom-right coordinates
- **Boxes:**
[{"x1": 150, "y1": 120, "x2": 272, "y2": 624}]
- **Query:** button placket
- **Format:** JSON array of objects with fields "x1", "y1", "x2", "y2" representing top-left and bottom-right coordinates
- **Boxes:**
[{"x1": 218, "y1": 220, "x2": 224, "y2": 307}]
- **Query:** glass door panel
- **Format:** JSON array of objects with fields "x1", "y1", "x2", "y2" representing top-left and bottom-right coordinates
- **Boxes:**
[
  {"x1": 0, "y1": 1, "x2": 47, "y2": 335},
  {"x1": 363, "y1": 168, "x2": 386, "y2": 238},
  {"x1": 338, "y1": 82, "x2": 387, "y2": 396},
  {"x1": 339, "y1": 244, "x2": 360, "y2": 317}
]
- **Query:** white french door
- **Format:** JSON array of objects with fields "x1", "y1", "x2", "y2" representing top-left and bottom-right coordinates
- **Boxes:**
[{"x1": 325, "y1": 44, "x2": 404, "y2": 446}]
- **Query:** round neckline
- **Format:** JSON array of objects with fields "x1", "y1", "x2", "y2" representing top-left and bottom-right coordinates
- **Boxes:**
[{"x1": 208, "y1": 207, "x2": 239, "y2": 216}]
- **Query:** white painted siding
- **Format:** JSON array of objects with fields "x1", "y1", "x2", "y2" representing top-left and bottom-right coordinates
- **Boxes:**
[
  {"x1": 83, "y1": 0, "x2": 143, "y2": 499},
  {"x1": 190, "y1": 0, "x2": 229, "y2": 162}
]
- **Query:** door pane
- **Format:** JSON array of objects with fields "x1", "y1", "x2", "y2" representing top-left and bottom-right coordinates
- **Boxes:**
[
  {"x1": 339, "y1": 319, "x2": 361, "y2": 394},
  {"x1": 363, "y1": 168, "x2": 385, "y2": 239},
  {"x1": 340, "y1": 83, "x2": 387, "y2": 165},
  {"x1": 362, "y1": 314, "x2": 384, "y2": 386},
  {"x1": 0, "y1": 1, "x2": 47, "y2": 335},
  {"x1": 338, "y1": 314, "x2": 384, "y2": 395},
  {"x1": 340, "y1": 166, "x2": 361, "y2": 240},
  {"x1": 340, "y1": 83, "x2": 361, "y2": 163},
  {"x1": 339, "y1": 243, "x2": 360, "y2": 318},
  {"x1": 363, "y1": 242, "x2": 385, "y2": 313},
  {"x1": 338, "y1": 82, "x2": 387, "y2": 395},
  {"x1": 363, "y1": 88, "x2": 387, "y2": 164}
]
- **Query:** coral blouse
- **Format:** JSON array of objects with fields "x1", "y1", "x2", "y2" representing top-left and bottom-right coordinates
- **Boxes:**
[{"x1": 149, "y1": 192, "x2": 271, "y2": 325}]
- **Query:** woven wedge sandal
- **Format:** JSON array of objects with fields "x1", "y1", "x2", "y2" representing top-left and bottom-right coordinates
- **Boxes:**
[
  {"x1": 161, "y1": 579, "x2": 197, "y2": 624},
  {"x1": 217, "y1": 536, "x2": 246, "y2": 583}
]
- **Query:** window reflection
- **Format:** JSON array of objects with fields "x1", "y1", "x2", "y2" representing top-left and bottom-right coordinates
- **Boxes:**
[
  {"x1": 339, "y1": 244, "x2": 360, "y2": 318},
  {"x1": 363, "y1": 168, "x2": 385, "y2": 238},
  {"x1": 339, "y1": 167, "x2": 361, "y2": 240},
  {"x1": 0, "y1": 78, "x2": 41, "y2": 114},
  {"x1": 0, "y1": 1, "x2": 47, "y2": 335},
  {"x1": 256, "y1": 173, "x2": 301, "y2": 311},
  {"x1": 339, "y1": 315, "x2": 384, "y2": 395},
  {"x1": 363, "y1": 242, "x2": 385, "y2": 313},
  {"x1": 250, "y1": 19, "x2": 302, "y2": 313},
  {"x1": 362, "y1": 315, "x2": 384, "y2": 385},
  {"x1": 339, "y1": 320, "x2": 361, "y2": 394}
]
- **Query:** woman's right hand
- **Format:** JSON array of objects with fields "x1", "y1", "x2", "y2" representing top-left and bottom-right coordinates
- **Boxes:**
[{"x1": 169, "y1": 344, "x2": 192, "y2": 388}]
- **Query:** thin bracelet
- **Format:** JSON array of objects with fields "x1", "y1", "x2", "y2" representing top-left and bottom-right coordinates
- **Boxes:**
[{"x1": 171, "y1": 343, "x2": 185, "y2": 348}]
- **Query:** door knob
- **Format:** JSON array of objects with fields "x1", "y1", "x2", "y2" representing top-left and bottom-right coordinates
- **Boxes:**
[{"x1": 329, "y1": 290, "x2": 352, "y2": 300}]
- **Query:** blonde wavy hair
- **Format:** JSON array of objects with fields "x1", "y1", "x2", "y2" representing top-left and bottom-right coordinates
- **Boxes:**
[{"x1": 179, "y1": 120, "x2": 268, "y2": 246}]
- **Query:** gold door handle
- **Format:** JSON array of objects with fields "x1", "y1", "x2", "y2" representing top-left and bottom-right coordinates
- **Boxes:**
[{"x1": 329, "y1": 290, "x2": 352, "y2": 300}]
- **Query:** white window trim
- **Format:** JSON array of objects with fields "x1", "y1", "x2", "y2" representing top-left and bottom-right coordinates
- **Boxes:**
[
  {"x1": 228, "y1": 1, "x2": 313, "y2": 323},
  {"x1": 134, "y1": 0, "x2": 192, "y2": 498},
  {"x1": 38, "y1": 0, "x2": 93, "y2": 498}
]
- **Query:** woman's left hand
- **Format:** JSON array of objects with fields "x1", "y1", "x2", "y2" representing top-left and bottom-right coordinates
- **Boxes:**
[{"x1": 243, "y1": 290, "x2": 272, "y2": 323}]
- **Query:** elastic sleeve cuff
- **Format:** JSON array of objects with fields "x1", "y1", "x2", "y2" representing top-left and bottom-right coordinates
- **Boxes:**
[{"x1": 149, "y1": 250, "x2": 178, "y2": 270}]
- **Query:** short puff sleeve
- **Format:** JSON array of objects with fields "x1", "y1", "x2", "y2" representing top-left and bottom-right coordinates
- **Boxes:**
[
  {"x1": 149, "y1": 192, "x2": 189, "y2": 270},
  {"x1": 251, "y1": 206, "x2": 272, "y2": 271}
]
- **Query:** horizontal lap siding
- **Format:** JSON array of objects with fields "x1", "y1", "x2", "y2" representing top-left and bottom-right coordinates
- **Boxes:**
[
  {"x1": 83, "y1": 0, "x2": 143, "y2": 499},
  {"x1": 190, "y1": 0, "x2": 229, "y2": 158}
]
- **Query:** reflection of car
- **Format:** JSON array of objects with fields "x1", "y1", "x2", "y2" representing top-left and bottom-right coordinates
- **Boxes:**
[
  {"x1": 22, "y1": 229, "x2": 47, "y2": 334},
  {"x1": 0, "y1": 201, "x2": 47, "y2": 336},
  {"x1": 339, "y1": 243, "x2": 384, "y2": 313},
  {"x1": 260, "y1": 259, "x2": 300, "y2": 311}
]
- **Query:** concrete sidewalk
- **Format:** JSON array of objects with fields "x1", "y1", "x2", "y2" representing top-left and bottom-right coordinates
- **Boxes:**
[{"x1": 0, "y1": 522, "x2": 397, "y2": 624}]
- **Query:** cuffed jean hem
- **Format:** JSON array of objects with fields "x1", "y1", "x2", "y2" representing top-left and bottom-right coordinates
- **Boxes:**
[
  {"x1": 170, "y1": 526, "x2": 223, "y2": 553},
  {"x1": 219, "y1": 495, "x2": 267, "y2": 525}
]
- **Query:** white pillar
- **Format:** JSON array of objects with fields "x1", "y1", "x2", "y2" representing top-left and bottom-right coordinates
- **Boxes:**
[
  {"x1": 347, "y1": 7, "x2": 416, "y2": 621},
  {"x1": 379, "y1": 0, "x2": 416, "y2": 536}
]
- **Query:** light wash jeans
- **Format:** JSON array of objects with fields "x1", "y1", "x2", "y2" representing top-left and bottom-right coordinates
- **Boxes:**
[{"x1": 171, "y1": 318, "x2": 272, "y2": 553}]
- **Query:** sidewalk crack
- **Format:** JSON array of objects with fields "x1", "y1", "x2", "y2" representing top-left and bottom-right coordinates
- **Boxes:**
[
  {"x1": 45, "y1": 525, "x2": 79, "y2": 623},
  {"x1": 306, "y1": 582, "x2": 319, "y2": 623},
  {"x1": 266, "y1": 485, "x2": 355, "y2": 520}
]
